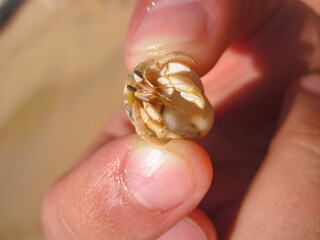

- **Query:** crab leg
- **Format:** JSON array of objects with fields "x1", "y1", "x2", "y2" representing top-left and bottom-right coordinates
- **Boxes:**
[
  {"x1": 157, "y1": 52, "x2": 198, "y2": 68},
  {"x1": 132, "y1": 102, "x2": 161, "y2": 143}
]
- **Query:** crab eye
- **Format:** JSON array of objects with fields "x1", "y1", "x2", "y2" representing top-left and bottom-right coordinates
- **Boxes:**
[
  {"x1": 127, "y1": 85, "x2": 137, "y2": 92},
  {"x1": 133, "y1": 70, "x2": 143, "y2": 82}
]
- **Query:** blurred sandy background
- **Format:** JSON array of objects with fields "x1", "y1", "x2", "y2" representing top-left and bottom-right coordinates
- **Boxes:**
[
  {"x1": 1, "y1": 0, "x2": 319, "y2": 239},
  {"x1": 0, "y1": 0, "x2": 133, "y2": 239}
]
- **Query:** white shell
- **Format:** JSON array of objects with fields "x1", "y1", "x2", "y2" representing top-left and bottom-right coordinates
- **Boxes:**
[{"x1": 124, "y1": 52, "x2": 213, "y2": 144}]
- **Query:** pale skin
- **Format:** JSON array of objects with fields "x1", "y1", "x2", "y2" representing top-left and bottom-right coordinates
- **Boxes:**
[{"x1": 42, "y1": 0, "x2": 320, "y2": 239}]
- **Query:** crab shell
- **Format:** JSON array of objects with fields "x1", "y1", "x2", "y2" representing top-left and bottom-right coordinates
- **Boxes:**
[{"x1": 124, "y1": 52, "x2": 214, "y2": 144}]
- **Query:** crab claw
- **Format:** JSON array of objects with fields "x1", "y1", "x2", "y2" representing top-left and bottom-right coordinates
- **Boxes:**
[{"x1": 157, "y1": 60, "x2": 205, "y2": 109}]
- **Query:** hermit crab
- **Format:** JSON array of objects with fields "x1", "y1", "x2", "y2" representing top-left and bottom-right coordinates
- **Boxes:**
[{"x1": 124, "y1": 52, "x2": 213, "y2": 144}]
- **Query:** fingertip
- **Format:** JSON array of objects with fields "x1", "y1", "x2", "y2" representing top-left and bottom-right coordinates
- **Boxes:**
[
  {"x1": 188, "y1": 209, "x2": 218, "y2": 240},
  {"x1": 125, "y1": 0, "x2": 229, "y2": 75},
  {"x1": 300, "y1": 74, "x2": 320, "y2": 96},
  {"x1": 158, "y1": 208, "x2": 217, "y2": 240},
  {"x1": 278, "y1": 74, "x2": 320, "y2": 128},
  {"x1": 124, "y1": 138, "x2": 213, "y2": 211}
]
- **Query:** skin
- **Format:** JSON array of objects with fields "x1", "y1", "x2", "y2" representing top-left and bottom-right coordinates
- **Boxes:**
[{"x1": 42, "y1": 0, "x2": 320, "y2": 239}]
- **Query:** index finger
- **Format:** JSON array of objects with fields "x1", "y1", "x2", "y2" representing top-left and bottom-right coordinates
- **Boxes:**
[
  {"x1": 125, "y1": 0, "x2": 320, "y2": 94},
  {"x1": 124, "y1": 0, "x2": 280, "y2": 75}
]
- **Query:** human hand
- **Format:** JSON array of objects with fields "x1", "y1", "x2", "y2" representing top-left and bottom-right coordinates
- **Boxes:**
[{"x1": 42, "y1": 0, "x2": 320, "y2": 239}]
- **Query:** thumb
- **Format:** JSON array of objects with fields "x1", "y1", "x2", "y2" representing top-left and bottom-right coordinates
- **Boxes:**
[{"x1": 42, "y1": 135, "x2": 212, "y2": 240}]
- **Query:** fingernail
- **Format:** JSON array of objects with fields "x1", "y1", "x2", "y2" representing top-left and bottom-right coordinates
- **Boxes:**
[
  {"x1": 124, "y1": 142, "x2": 194, "y2": 211},
  {"x1": 157, "y1": 217, "x2": 206, "y2": 240},
  {"x1": 301, "y1": 74, "x2": 320, "y2": 96},
  {"x1": 129, "y1": 0, "x2": 208, "y2": 61}
]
